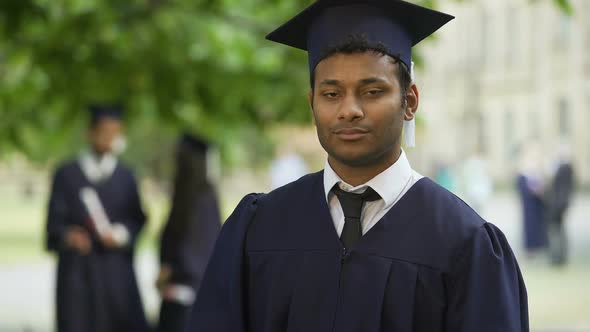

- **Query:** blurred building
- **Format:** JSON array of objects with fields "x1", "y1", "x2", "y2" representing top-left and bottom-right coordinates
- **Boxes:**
[{"x1": 412, "y1": 0, "x2": 590, "y2": 187}]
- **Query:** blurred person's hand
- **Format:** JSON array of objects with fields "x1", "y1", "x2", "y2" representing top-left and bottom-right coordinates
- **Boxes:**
[
  {"x1": 65, "y1": 226, "x2": 92, "y2": 255},
  {"x1": 156, "y1": 265, "x2": 172, "y2": 292},
  {"x1": 100, "y1": 231, "x2": 119, "y2": 249}
]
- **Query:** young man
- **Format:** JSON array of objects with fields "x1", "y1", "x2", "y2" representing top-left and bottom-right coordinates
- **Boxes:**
[
  {"x1": 193, "y1": 1, "x2": 529, "y2": 331},
  {"x1": 156, "y1": 134, "x2": 221, "y2": 332},
  {"x1": 45, "y1": 104, "x2": 149, "y2": 332}
]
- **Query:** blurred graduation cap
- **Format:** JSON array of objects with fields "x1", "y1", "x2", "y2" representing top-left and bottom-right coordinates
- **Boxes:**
[
  {"x1": 88, "y1": 104, "x2": 124, "y2": 126},
  {"x1": 180, "y1": 133, "x2": 209, "y2": 154},
  {"x1": 266, "y1": 0, "x2": 454, "y2": 73}
]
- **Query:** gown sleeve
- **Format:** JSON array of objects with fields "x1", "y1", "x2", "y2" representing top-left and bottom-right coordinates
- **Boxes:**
[
  {"x1": 46, "y1": 168, "x2": 69, "y2": 252},
  {"x1": 159, "y1": 213, "x2": 177, "y2": 268},
  {"x1": 117, "y1": 172, "x2": 147, "y2": 248},
  {"x1": 159, "y1": 170, "x2": 199, "y2": 274},
  {"x1": 190, "y1": 193, "x2": 261, "y2": 331},
  {"x1": 445, "y1": 223, "x2": 529, "y2": 332},
  {"x1": 180, "y1": 190, "x2": 222, "y2": 289}
]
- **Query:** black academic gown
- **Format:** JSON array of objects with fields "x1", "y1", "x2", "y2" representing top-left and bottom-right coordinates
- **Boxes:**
[
  {"x1": 46, "y1": 160, "x2": 149, "y2": 332},
  {"x1": 545, "y1": 163, "x2": 574, "y2": 265},
  {"x1": 158, "y1": 188, "x2": 222, "y2": 331},
  {"x1": 159, "y1": 188, "x2": 222, "y2": 332},
  {"x1": 545, "y1": 163, "x2": 574, "y2": 224},
  {"x1": 159, "y1": 189, "x2": 222, "y2": 288},
  {"x1": 159, "y1": 150, "x2": 222, "y2": 292},
  {"x1": 516, "y1": 175, "x2": 547, "y2": 251},
  {"x1": 157, "y1": 141, "x2": 222, "y2": 332},
  {"x1": 193, "y1": 171, "x2": 529, "y2": 332}
]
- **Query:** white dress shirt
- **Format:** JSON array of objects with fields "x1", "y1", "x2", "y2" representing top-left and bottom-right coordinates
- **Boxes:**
[
  {"x1": 323, "y1": 150, "x2": 423, "y2": 236},
  {"x1": 78, "y1": 151, "x2": 118, "y2": 184}
]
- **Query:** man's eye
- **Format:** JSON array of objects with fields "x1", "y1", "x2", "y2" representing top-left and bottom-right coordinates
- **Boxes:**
[
  {"x1": 365, "y1": 89, "x2": 383, "y2": 96},
  {"x1": 322, "y1": 92, "x2": 339, "y2": 98}
]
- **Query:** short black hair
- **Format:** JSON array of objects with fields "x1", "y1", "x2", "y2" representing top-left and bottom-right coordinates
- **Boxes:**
[{"x1": 310, "y1": 34, "x2": 412, "y2": 106}]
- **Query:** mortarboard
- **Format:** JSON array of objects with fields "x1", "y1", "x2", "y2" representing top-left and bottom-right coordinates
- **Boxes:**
[
  {"x1": 88, "y1": 104, "x2": 123, "y2": 125},
  {"x1": 266, "y1": 0, "x2": 454, "y2": 73},
  {"x1": 180, "y1": 133, "x2": 209, "y2": 153}
]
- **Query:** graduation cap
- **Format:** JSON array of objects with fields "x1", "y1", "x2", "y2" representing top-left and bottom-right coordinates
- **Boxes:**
[
  {"x1": 180, "y1": 133, "x2": 209, "y2": 153},
  {"x1": 88, "y1": 104, "x2": 123, "y2": 126},
  {"x1": 266, "y1": 0, "x2": 454, "y2": 73}
]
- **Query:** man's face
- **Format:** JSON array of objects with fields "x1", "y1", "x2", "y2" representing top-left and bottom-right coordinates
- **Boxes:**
[
  {"x1": 310, "y1": 52, "x2": 417, "y2": 168},
  {"x1": 89, "y1": 118, "x2": 123, "y2": 155}
]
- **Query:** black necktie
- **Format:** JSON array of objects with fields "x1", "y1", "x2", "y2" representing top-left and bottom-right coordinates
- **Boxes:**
[{"x1": 332, "y1": 186, "x2": 381, "y2": 248}]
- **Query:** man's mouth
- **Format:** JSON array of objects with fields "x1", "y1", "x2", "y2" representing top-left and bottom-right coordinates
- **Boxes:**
[{"x1": 333, "y1": 128, "x2": 369, "y2": 141}]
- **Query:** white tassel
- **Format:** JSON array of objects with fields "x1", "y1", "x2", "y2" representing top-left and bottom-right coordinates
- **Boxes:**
[
  {"x1": 403, "y1": 118, "x2": 416, "y2": 148},
  {"x1": 404, "y1": 60, "x2": 416, "y2": 148},
  {"x1": 111, "y1": 135, "x2": 127, "y2": 155}
]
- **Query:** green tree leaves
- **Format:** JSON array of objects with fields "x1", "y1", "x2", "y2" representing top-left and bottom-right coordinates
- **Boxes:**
[{"x1": 0, "y1": 0, "x2": 572, "y2": 170}]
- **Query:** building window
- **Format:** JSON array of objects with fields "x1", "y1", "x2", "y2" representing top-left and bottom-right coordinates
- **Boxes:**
[
  {"x1": 558, "y1": 98, "x2": 570, "y2": 138},
  {"x1": 505, "y1": 110, "x2": 515, "y2": 159},
  {"x1": 476, "y1": 111, "x2": 487, "y2": 154},
  {"x1": 529, "y1": 110, "x2": 540, "y2": 140},
  {"x1": 506, "y1": 6, "x2": 517, "y2": 65},
  {"x1": 480, "y1": 9, "x2": 489, "y2": 66},
  {"x1": 586, "y1": 22, "x2": 590, "y2": 75},
  {"x1": 554, "y1": 14, "x2": 571, "y2": 50}
]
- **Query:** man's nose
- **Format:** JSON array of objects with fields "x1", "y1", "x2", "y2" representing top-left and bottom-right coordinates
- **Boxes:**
[{"x1": 337, "y1": 95, "x2": 364, "y2": 121}]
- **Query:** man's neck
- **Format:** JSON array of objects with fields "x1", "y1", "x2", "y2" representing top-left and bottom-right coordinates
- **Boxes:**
[
  {"x1": 90, "y1": 147, "x2": 107, "y2": 160},
  {"x1": 329, "y1": 149, "x2": 402, "y2": 187}
]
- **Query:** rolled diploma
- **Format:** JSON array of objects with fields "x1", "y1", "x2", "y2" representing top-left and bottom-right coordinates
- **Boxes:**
[{"x1": 79, "y1": 187, "x2": 112, "y2": 237}]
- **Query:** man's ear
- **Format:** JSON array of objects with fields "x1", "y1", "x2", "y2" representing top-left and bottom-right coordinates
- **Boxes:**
[{"x1": 404, "y1": 84, "x2": 419, "y2": 121}]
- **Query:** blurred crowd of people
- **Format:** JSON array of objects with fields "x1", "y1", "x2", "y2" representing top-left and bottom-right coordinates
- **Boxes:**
[
  {"x1": 433, "y1": 141, "x2": 576, "y2": 267},
  {"x1": 516, "y1": 141, "x2": 575, "y2": 266}
]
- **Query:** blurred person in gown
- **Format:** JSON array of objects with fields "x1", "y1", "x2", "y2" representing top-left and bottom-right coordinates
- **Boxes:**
[
  {"x1": 516, "y1": 142, "x2": 547, "y2": 256},
  {"x1": 460, "y1": 151, "x2": 492, "y2": 214},
  {"x1": 544, "y1": 142, "x2": 575, "y2": 266},
  {"x1": 156, "y1": 133, "x2": 222, "y2": 332},
  {"x1": 45, "y1": 104, "x2": 149, "y2": 332}
]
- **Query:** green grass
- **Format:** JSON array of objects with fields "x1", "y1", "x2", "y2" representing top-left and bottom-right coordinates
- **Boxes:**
[
  {"x1": 0, "y1": 189, "x2": 46, "y2": 264},
  {"x1": 522, "y1": 261, "x2": 590, "y2": 329}
]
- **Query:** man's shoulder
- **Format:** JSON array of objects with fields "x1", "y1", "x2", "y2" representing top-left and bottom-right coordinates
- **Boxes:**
[
  {"x1": 259, "y1": 170, "x2": 323, "y2": 205},
  {"x1": 53, "y1": 159, "x2": 80, "y2": 177},
  {"x1": 410, "y1": 177, "x2": 485, "y2": 226},
  {"x1": 246, "y1": 171, "x2": 323, "y2": 230},
  {"x1": 406, "y1": 177, "x2": 487, "y2": 246},
  {"x1": 112, "y1": 161, "x2": 137, "y2": 179},
  {"x1": 382, "y1": 178, "x2": 491, "y2": 270}
]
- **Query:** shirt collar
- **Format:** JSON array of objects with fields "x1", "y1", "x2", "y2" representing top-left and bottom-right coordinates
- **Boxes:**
[
  {"x1": 78, "y1": 150, "x2": 118, "y2": 184},
  {"x1": 323, "y1": 149, "x2": 414, "y2": 209}
]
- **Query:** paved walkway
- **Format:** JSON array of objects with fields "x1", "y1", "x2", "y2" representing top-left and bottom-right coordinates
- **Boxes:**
[
  {"x1": 0, "y1": 253, "x2": 160, "y2": 332},
  {"x1": 1, "y1": 192, "x2": 589, "y2": 331}
]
